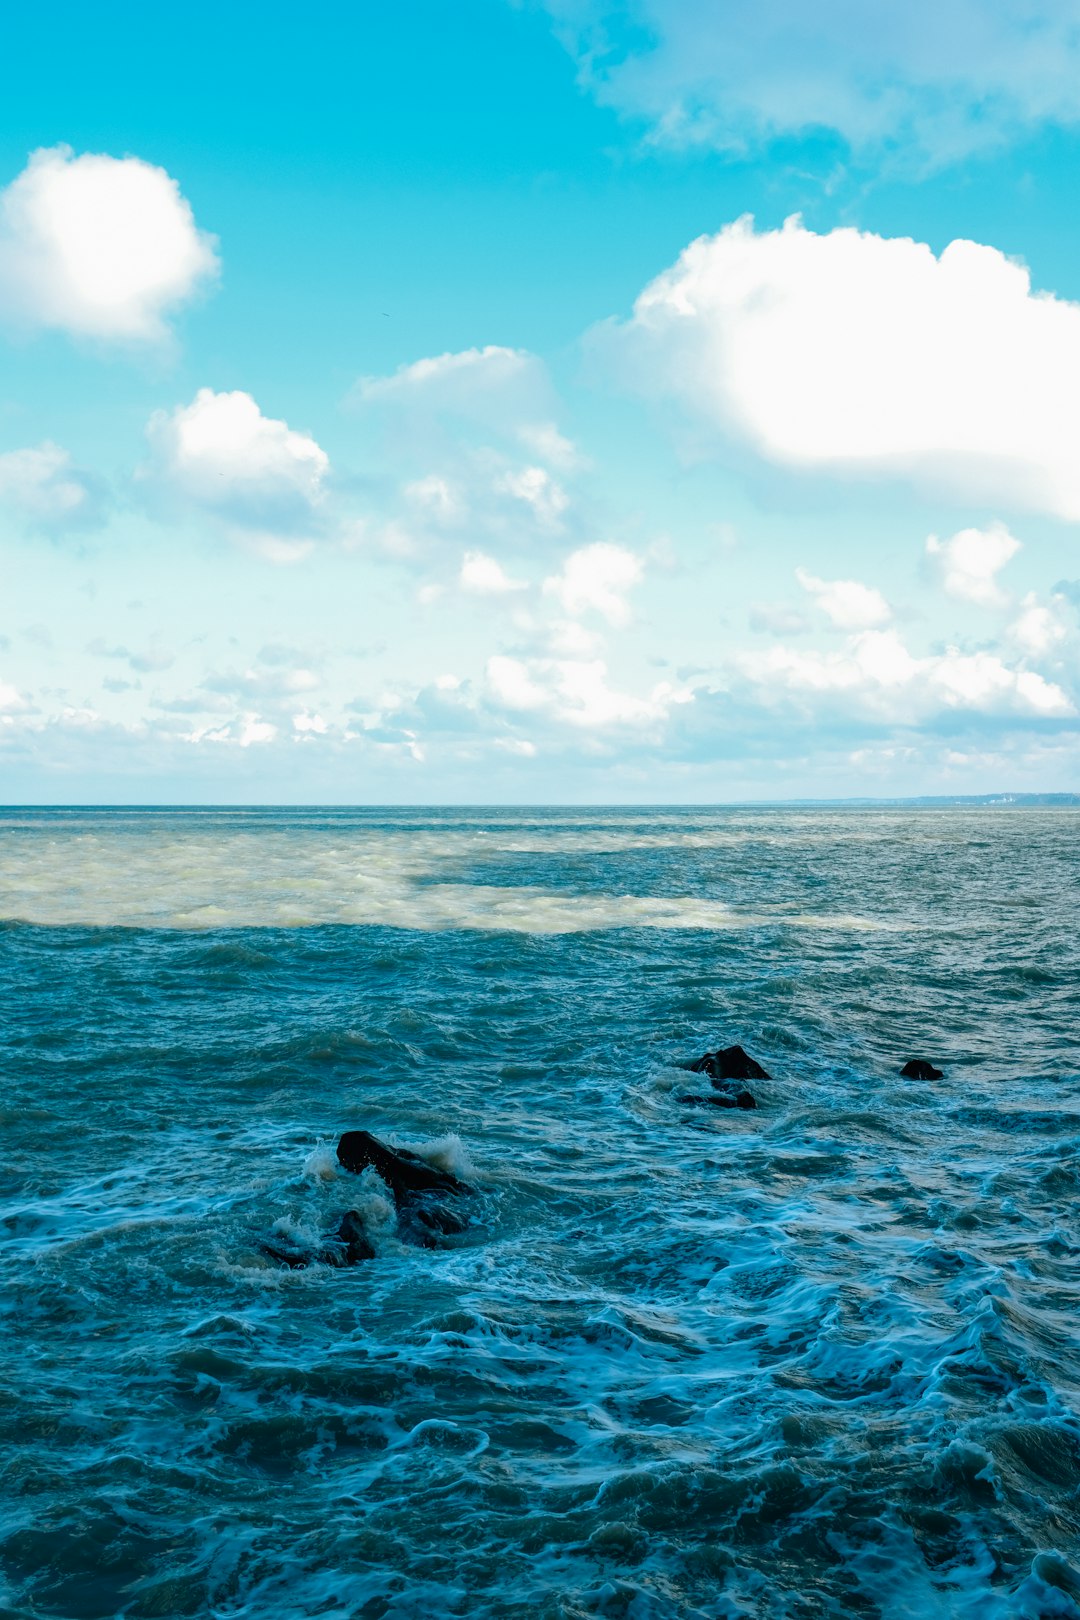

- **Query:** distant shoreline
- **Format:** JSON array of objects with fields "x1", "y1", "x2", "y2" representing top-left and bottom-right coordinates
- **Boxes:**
[{"x1": 0, "y1": 794, "x2": 1077, "y2": 812}]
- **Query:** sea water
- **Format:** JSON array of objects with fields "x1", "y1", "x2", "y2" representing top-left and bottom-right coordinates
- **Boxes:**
[{"x1": 0, "y1": 806, "x2": 1077, "y2": 1619}]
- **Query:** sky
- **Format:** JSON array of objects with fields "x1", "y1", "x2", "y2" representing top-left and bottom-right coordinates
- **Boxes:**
[{"x1": 1, "y1": 0, "x2": 1079, "y2": 803}]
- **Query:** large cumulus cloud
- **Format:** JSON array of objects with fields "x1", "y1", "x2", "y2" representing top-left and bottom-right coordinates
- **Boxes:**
[{"x1": 603, "y1": 216, "x2": 1080, "y2": 522}]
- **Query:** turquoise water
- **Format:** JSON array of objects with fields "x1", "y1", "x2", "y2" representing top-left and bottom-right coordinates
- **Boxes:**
[{"x1": 1, "y1": 807, "x2": 1078, "y2": 1619}]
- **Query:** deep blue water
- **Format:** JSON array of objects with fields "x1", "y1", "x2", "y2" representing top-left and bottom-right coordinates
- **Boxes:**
[{"x1": 0, "y1": 807, "x2": 1078, "y2": 1619}]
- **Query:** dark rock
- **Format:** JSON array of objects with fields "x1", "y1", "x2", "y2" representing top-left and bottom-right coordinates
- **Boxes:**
[
  {"x1": 407, "y1": 1200, "x2": 470, "y2": 1236},
  {"x1": 688, "y1": 1044, "x2": 770, "y2": 1083},
  {"x1": 680, "y1": 1089, "x2": 757, "y2": 1111},
  {"x1": 337, "y1": 1130, "x2": 474, "y2": 1247},
  {"x1": 900, "y1": 1059, "x2": 943, "y2": 1081},
  {"x1": 336, "y1": 1208, "x2": 376, "y2": 1264},
  {"x1": 256, "y1": 1236, "x2": 312, "y2": 1269},
  {"x1": 397, "y1": 1200, "x2": 471, "y2": 1250},
  {"x1": 337, "y1": 1130, "x2": 469, "y2": 1198},
  {"x1": 257, "y1": 1211, "x2": 374, "y2": 1271}
]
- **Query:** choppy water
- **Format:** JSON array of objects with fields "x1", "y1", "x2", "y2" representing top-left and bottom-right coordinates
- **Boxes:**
[{"x1": 1, "y1": 807, "x2": 1078, "y2": 1620}]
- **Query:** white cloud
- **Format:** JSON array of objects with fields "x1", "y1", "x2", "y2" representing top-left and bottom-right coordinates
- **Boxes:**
[
  {"x1": 0, "y1": 145, "x2": 218, "y2": 344},
  {"x1": 546, "y1": 618, "x2": 604, "y2": 658},
  {"x1": 349, "y1": 349, "x2": 579, "y2": 550},
  {"x1": 607, "y1": 216, "x2": 1080, "y2": 522},
  {"x1": 796, "y1": 567, "x2": 891, "y2": 629},
  {"x1": 404, "y1": 475, "x2": 462, "y2": 523},
  {"x1": 353, "y1": 346, "x2": 549, "y2": 422},
  {"x1": 544, "y1": 542, "x2": 644, "y2": 625},
  {"x1": 926, "y1": 523, "x2": 1021, "y2": 606},
  {"x1": 236, "y1": 715, "x2": 277, "y2": 747},
  {"x1": 543, "y1": 0, "x2": 1080, "y2": 166},
  {"x1": 486, "y1": 655, "x2": 550, "y2": 713},
  {"x1": 293, "y1": 711, "x2": 329, "y2": 735},
  {"x1": 0, "y1": 442, "x2": 105, "y2": 532},
  {"x1": 188, "y1": 712, "x2": 278, "y2": 748},
  {"x1": 144, "y1": 389, "x2": 329, "y2": 549},
  {"x1": 516, "y1": 421, "x2": 580, "y2": 470},
  {"x1": 460, "y1": 551, "x2": 527, "y2": 595},
  {"x1": 486, "y1": 653, "x2": 684, "y2": 729},
  {"x1": 494, "y1": 465, "x2": 569, "y2": 528},
  {"x1": 0, "y1": 679, "x2": 30, "y2": 713},
  {"x1": 203, "y1": 664, "x2": 320, "y2": 701},
  {"x1": 1008, "y1": 592, "x2": 1070, "y2": 656},
  {"x1": 740, "y1": 628, "x2": 1072, "y2": 719}
]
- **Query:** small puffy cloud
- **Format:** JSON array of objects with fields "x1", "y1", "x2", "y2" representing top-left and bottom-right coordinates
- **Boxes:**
[
  {"x1": 926, "y1": 523, "x2": 1021, "y2": 606},
  {"x1": 493, "y1": 465, "x2": 569, "y2": 528},
  {"x1": 354, "y1": 346, "x2": 549, "y2": 422},
  {"x1": 543, "y1": 0, "x2": 1080, "y2": 166},
  {"x1": 293, "y1": 711, "x2": 329, "y2": 735},
  {"x1": 544, "y1": 542, "x2": 644, "y2": 626},
  {"x1": 0, "y1": 442, "x2": 106, "y2": 533},
  {"x1": 1008, "y1": 592, "x2": 1070, "y2": 657},
  {"x1": 739, "y1": 628, "x2": 1072, "y2": 719},
  {"x1": 189, "y1": 713, "x2": 278, "y2": 748},
  {"x1": 460, "y1": 551, "x2": 527, "y2": 595},
  {"x1": 796, "y1": 567, "x2": 891, "y2": 629},
  {"x1": 144, "y1": 388, "x2": 329, "y2": 551},
  {"x1": 607, "y1": 217, "x2": 1080, "y2": 522},
  {"x1": 0, "y1": 145, "x2": 218, "y2": 344}
]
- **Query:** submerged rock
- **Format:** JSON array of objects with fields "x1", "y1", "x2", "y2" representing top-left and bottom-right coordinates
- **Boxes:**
[
  {"x1": 679, "y1": 1089, "x2": 757, "y2": 1111},
  {"x1": 336, "y1": 1208, "x2": 376, "y2": 1264},
  {"x1": 337, "y1": 1129, "x2": 474, "y2": 1248},
  {"x1": 258, "y1": 1208, "x2": 374, "y2": 1270},
  {"x1": 257, "y1": 1235, "x2": 313, "y2": 1270},
  {"x1": 689, "y1": 1044, "x2": 771, "y2": 1083},
  {"x1": 900, "y1": 1058, "x2": 944, "y2": 1081},
  {"x1": 259, "y1": 1132, "x2": 476, "y2": 1268}
]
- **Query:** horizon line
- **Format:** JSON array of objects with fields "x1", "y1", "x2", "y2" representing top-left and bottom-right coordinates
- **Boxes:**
[{"x1": 0, "y1": 792, "x2": 1077, "y2": 811}]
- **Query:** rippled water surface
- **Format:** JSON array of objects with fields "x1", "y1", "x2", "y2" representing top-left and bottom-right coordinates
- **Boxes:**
[{"x1": 1, "y1": 806, "x2": 1078, "y2": 1619}]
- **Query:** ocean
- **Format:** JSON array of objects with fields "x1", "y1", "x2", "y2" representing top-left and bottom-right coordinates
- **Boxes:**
[{"x1": 0, "y1": 806, "x2": 1077, "y2": 1619}]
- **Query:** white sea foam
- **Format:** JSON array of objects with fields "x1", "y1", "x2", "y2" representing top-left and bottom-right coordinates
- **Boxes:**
[
  {"x1": 268, "y1": 1212, "x2": 322, "y2": 1249},
  {"x1": 302, "y1": 1141, "x2": 340, "y2": 1181},
  {"x1": 0, "y1": 816, "x2": 891, "y2": 931},
  {"x1": 400, "y1": 1132, "x2": 476, "y2": 1181},
  {"x1": 342, "y1": 1170, "x2": 396, "y2": 1236}
]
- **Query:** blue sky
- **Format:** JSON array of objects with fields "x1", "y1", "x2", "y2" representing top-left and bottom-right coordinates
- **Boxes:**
[{"x1": 1, "y1": 0, "x2": 1079, "y2": 802}]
